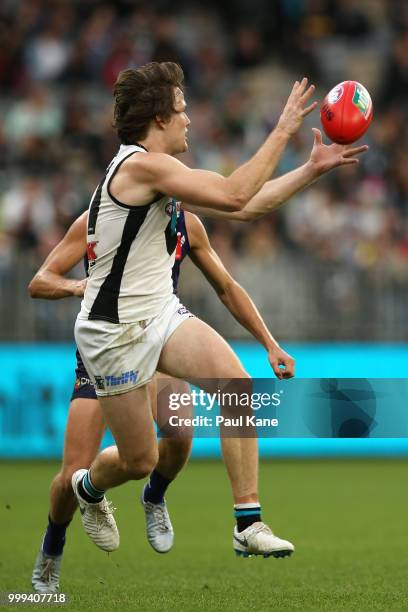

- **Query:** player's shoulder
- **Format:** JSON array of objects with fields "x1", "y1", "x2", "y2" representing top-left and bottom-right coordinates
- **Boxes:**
[
  {"x1": 122, "y1": 152, "x2": 184, "y2": 181},
  {"x1": 123, "y1": 151, "x2": 179, "y2": 178}
]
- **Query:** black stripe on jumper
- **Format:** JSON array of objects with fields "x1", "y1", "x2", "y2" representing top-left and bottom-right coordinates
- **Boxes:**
[
  {"x1": 88, "y1": 180, "x2": 104, "y2": 236},
  {"x1": 88, "y1": 204, "x2": 151, "y2": 323},
  {"x1": 88, "y1": 159, "x2": 114, "y2": 235}
]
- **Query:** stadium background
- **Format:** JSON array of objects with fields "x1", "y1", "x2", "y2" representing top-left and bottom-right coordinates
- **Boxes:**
[
  {"x1": 0, "y1": 2, "x2": 407, "y2": 609},
  {"x1": 0, "y1": 0, "x2": 407, "y2": 456},
  {"x1": 1, "y1": 0, "x2": 408, "y2": 344}
]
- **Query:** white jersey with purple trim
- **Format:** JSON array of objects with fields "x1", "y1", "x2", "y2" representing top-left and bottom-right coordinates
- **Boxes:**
[{"x1": 78, "y1": 144, "x2": 176, "y2": 324}]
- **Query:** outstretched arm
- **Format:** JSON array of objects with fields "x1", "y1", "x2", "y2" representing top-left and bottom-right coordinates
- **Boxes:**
[
  {"x1": 185, "y1": 213, "x2": 294, "y2": 379},
  {"x1": 28, "y1": 212, "x2": 88, "y2": 299},
  {"x1": 118, "y1": 79, "x2": 316, "y2": 212},
  {"x1": 183, "y1": 128, "x2": 368, "y2": 221}
]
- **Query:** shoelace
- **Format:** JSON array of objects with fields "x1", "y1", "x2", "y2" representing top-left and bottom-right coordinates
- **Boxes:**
[
  {"x1": 249, "y1": 522, "x2": 273, "y2": 537},
  {"x1": 92, "y1": 500, "x2": 116, "y2": 532},
  {"x1": 39, "y1": 558, "x2": 56, "y2": 584},
  {"x1": 150, "y1": 504, "x2": 170, "y2": 533}
]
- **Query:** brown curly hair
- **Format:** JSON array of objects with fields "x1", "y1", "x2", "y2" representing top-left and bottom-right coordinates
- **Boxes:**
[{"x1": 113, "y1": 62, "x2": 185, "y2": 144}]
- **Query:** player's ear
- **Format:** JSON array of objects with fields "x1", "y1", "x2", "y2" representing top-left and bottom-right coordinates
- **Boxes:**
[{"x1": 154, "y1": 115, "x2": 167, "y2": 130}]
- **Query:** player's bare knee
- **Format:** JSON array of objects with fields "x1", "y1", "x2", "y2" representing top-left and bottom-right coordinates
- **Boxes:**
[
  {"x1": 122, "y1": 450, "x2": 158, "y2": 480},
  {"x1": 124, "y1": 461, "x2": 154, "y2": 480},
  {"x1": 54, "y1": 468, "x2": 76, "y2": 495}
]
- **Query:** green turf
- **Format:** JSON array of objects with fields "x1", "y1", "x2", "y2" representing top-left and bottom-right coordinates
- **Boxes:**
[{"x1": 1, "y1": 459, "x2": 408, "y2": 611}]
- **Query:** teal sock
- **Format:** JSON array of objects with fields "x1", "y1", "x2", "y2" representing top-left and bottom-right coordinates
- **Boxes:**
[
  {"x1": 78, "y1": 471, "x2": 105, "y2": 503},
  {"x1": 234, "y1": 503, "x2": 261, "y2": 532}
]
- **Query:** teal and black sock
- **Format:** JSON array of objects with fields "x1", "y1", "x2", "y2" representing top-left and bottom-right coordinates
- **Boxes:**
[
  {"x1": 234, "y1": 503, "x2": 262, "y2": 532},
  {"x1": 42, "y1": 515, "x2": 71, "y2": 557},
  {"x1": 78, "y1": 470, "x2": 105, "y2": 503},
  {"x1": 143, "y1": 470, "x2": 172, "y2": 504}
]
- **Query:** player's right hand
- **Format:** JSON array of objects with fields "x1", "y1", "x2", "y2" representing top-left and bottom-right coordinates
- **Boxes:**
[
  {"x1": 308, "y1": 127, "x2": 369, "y2": 175},
  {"x1": 277, "y1": 78, "x2": 317, "y2": 137},
  {"x1": 268, "y1": 346, "x2": 295, "y2": 379},
  {"x1": 73, "y1": 278, "x2": 87, "y2": 297}
]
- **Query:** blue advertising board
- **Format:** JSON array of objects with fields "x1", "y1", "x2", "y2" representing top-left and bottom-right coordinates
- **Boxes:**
[{"x1": 0, "y1": 343, "x2": 407, "y2": 458}]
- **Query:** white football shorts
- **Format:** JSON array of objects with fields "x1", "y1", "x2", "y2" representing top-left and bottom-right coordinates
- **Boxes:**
[{"x1": 74, "y1": 294, "x2": 194, "y2": 396}]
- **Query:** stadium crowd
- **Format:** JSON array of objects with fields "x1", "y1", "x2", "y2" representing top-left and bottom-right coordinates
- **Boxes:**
[{"x1": 0, "y1": 0, "x2": 407, "y2": 340}]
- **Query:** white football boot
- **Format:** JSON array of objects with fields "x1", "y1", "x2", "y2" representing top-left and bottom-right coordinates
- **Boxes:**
[
  {"x1": 140, "y1": 486, "x2": 174, "y2": 553},
  {"x1": 71, "y1": 469, "x2": 119, "y2": 552},
  {"x1": 233, "y1": 522, "x2": 295, "y2": 558},
  {"x1": 32, "y1": 550, "x2": 62, "y2": 593}
]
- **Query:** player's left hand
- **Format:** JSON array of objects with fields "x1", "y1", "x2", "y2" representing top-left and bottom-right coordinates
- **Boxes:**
[
  {"x1": 268, "y1": 346, "x2": 295, "y2": 379},
  {"x1": 308, "y1": 128, "x2": 369, "y2": 176}
]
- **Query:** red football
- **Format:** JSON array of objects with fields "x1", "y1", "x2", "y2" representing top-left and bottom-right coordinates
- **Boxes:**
[{"x1": 320, "y1": 81, "x2": 373, "y2": 144}]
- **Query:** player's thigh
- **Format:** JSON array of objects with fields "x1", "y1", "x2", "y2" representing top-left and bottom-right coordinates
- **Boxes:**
[
  {"x1": 151, "y1": 372, "x2": 192, "y2": 420},
  {"x1": 153, "y1": 372, "x2": 193, "y2": 436},
  {"x1": 61, "y1": 398, "x2": 105, "y2": 472},
  {"x1": 147, "y1": 376, "x2": 158, "y2": 421},
  {"x1": 98, "y1": 385, "x2": 157, "y2": 466},
  {"x1": 158, "y1": 317, "x2": 248, "y2": 381}
]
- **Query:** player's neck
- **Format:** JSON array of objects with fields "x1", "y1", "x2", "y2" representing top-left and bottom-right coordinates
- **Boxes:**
[{"x1": 137, "y1": 131, "x2": 174, "y2": 155}]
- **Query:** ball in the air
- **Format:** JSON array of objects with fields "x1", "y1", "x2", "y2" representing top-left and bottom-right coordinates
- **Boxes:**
[{"x1": 320, "y1": 81, "x2": 373, "y2": 144}]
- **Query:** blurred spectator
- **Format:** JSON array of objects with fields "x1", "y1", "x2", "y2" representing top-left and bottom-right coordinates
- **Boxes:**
[
  {"x1": 232, "y1": 26, "x2": 264, "y2": 69},
  {"x1": 333, "y1": 0, "x2": 372, "y2": 39},
  {"x1": 378, "y1": 30, "x2": 408, "y2": 110},
  {"x1": 25, "y1": 15, "x2": 72, "y2": 82},
  {"x1": 0, "y1": 177, "x2": 55, "y2": 251},
  {"x1": 4, "y1": 84, "x2": 63, "y2": 143}
]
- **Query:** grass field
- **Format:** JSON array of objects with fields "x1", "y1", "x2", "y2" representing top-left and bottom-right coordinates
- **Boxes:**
[{"x1": 1, "y1": 459, "x2": 408, "y2": 611}]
